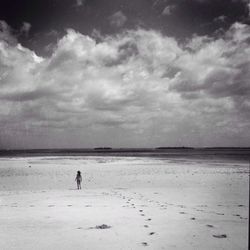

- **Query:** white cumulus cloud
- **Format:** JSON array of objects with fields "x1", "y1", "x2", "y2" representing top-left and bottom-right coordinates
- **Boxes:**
[{"x1": 0, "y1": 21, "x2": 250, "y2": 148}]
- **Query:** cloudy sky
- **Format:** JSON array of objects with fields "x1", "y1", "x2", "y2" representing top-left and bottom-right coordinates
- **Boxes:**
[{"x1": 0, "y1": 0, "x2": 250, "y2": 149}]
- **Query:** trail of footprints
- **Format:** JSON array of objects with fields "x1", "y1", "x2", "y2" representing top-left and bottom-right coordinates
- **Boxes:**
[
  {"x1": 3, "y1": 190, "x2": 247, "y2": 247},
  {"x1": 125, "y1": 195, "x2": 155, "y2": 247},
  {"x1": 108, "y1": 190, "x2": 155, "y2": 247},
  {"x1": 40, "y1": 189, "x2": 247, "y2": 246},
  {"x1": 108, "y1": 190, "x2": 248, "y2": 246}
]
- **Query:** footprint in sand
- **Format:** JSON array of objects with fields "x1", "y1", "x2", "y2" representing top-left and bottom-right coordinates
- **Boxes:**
[
  {"x1": 139, "y1": 210, "x2": 143, "y2": 212},
  {"x1": 146, "y1": 218, "x2": 152, "y2": 221},
  {"x1": 190, "y1": 217, "x2": 196, "y2": 220},
  {"x1": 179, "y1": 212, "x2": 186, "y2": 214},
  {"x1": 233, "y1": 214, "x2": 240, "y2": 217},
  {"x1": 149, "y1": 232, "x2": 155, "y2": 235},
  {"x1": 144, "y1": 225, "x2": 149, "y2": 228},
  {"x1": 206, "y1": 224, "x2": 214, "y2": 228},
  {"x1": 142, "y1": 242, "x2": 148, "y2": 246},
  {"x1": 216, "y1": 213, "x2": 224, "y2": 215},
  {"x1": 198, "y1": 205, "x2": 208, "y2": 208},
  {"x1": 141, "y1": 214, "x2": 145, "y2": 216},
  {"x1": 240, "y1": 216, "x2": 247, "y2": 220},
  {"x1": 48, "y1": 205, "x2": 55, "y2": 207},
  {"x1": 67, "y1": 205, "x2": 72, "y2": 207},
  {"x1": 213, "y1": 234, "x2": 227, "y2": 239}
]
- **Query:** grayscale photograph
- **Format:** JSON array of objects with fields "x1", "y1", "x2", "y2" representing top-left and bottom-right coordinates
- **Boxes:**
[{"x1": 0, "y1": 0, "x2": 249, "y2": 249}]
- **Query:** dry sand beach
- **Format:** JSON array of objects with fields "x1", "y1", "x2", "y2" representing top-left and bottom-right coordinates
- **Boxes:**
[{"x1": 0, "y1": 151, "x2": 249, "y2": 250}]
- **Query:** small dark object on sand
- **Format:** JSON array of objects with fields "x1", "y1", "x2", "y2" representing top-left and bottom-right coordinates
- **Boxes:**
[
  {"x1": 213, "y1": 234, "x2": 227, "y2": 238},
  {"x1": 95, "y1": 224, "x2": 111, "y2": 229}
]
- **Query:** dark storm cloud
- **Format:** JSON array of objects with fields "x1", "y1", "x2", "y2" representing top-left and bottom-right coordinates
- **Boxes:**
[{"x1": 0, "y1": 0, "x2": 249, "y2": 55}]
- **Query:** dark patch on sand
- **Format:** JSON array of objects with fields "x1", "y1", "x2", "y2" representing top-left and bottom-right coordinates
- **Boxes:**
[
  {"x1": 89, "y1": 224, "x2": 111, "y2": 229},
  {"x1": 216, "y1": 213, "x2": 224, "y2": 215},
  {"x1": 213, "y1": 234, "x2": 227, "y2": 238}
]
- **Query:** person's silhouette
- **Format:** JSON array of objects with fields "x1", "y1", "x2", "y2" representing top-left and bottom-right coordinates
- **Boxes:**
[{"x1": 75, "y1": 171, "x2": 82, "y2": 190}]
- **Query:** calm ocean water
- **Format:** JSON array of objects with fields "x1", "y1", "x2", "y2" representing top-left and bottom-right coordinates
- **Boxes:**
[{"x1": 0, "y1": 148, "x2": 249, "y2": 162}]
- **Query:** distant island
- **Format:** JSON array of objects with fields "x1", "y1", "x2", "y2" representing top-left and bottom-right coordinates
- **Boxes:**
[
  {"x1": 94, "y1": 147, "x2": 112, "y2": 150},
  {"x1": 155, "y1": 147, "x2": 194, "y2": 150}
]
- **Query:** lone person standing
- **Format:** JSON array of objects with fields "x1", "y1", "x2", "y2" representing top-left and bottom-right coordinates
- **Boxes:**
[{"x1": 75, "y1": 171, "x2": 82, "y2": 190}]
